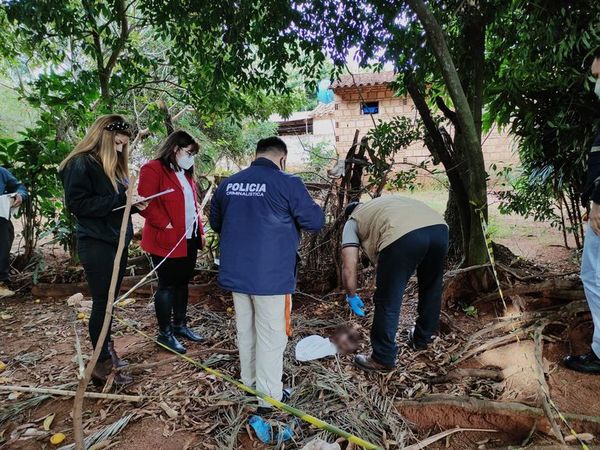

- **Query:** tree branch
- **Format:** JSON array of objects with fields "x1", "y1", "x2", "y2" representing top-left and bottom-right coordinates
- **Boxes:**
[
  {"x1": 435, "y1": 95, "x2": 459, "y2": 130},
  {"x1": 105, "y1": 0, "x2": 129, "y2": 76}
]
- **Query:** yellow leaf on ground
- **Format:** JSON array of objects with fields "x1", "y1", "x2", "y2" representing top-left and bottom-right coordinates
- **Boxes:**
[
  {"x1": 0, "y1": 361, "x2": 6, "y2": 372},
  {"x1": 77, "y1": 312, "x2": 86, "y2": 320},
  {"x1": 0, "y1": 314, "x2": 12, "y2": 320},
  {"x1": 119, "y1": 298, "x2": 136, "y2": 307},
  {"x1": 43, "y1": 413, "x2": 55, "y2": 431},
  {"x1": 50, "y1": 432, "x2": 66, "y2": 445}
]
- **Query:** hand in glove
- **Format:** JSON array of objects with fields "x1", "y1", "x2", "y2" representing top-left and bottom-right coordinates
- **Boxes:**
[{"x1": 346, "y1": 294, "x2": 365, "y2": 317}]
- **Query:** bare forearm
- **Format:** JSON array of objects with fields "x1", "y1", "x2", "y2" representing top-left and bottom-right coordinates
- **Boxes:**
[{"x1": 342, "y1": 265, "x2": 357, "y2": 296}]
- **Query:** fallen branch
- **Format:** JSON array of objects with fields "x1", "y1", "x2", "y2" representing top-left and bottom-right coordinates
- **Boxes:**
[
  {"x1": 0, "y1": 385, "x2": 142, "y2": 402},
  {"x1": 533, "y1": 323, "x2": 565, "y2": 444},
  {"x1": 444, "y1": 264, "x2": 491, "y2": 277},
  {"x1": 453, "y1": 327, "x2": 533, "y2": 364},
  {"x1": 477, "y1": 279, "x2": 583, "y2": 304},
  {"x1": 428, "y1": 368, "x2": 504, "y2": 385}
]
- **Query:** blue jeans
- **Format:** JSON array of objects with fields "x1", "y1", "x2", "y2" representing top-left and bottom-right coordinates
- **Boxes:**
[
  {"x1": 371, "y1": 225, "x2": 448, "y2": 367},
  {"x1": 580, "y1": 225, "x2": 600, "y2": 357}
]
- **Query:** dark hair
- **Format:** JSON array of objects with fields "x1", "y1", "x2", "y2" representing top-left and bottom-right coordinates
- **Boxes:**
[
  {"x1": 594, "y1": 48, "x2": 600, "y2": 60},
  {"x1": 256, "y1": 136, "x2": 287, "y2": 155},
  {"x1": 344, "y1": 201, "x2": 361, "y2": 219},
  {"x1": 155, "y1": 130, "x2": 199, "y2": 173}
]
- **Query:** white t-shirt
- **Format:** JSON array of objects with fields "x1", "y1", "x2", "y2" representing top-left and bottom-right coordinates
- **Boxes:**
[{"x1": 175, "y1": 170, "x2": 197, "y2": 239}]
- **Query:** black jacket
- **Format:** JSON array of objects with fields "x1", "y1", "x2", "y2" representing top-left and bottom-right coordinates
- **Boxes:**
[
  {"x1": 582, "y1": 130, "x2": 600, "y2": 206},
  {"x1": 59, "y1": 154, "x2": 133, "y2": 246}
]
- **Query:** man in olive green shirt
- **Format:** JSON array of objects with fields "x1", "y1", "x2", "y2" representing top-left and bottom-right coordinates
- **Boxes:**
[{"x1": 341, "y1": 196, "x2": 448, "y2": 372}]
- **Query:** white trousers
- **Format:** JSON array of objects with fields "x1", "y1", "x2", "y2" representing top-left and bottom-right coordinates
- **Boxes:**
[
  {"x1": 232, "y1": 292, "x2": 292, "y2": 407},
  {"x1": 580, "y1": 225, "x2": 600, "y2": 357}
]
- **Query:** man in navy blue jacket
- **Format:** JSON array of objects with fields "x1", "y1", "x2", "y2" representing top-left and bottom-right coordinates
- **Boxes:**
[
  {"x1": 210, "y1": 137, "x2": 324, "y2": 411},
  {"x1": 0, "y1": 167, "x2": 28, "y2": 297}
]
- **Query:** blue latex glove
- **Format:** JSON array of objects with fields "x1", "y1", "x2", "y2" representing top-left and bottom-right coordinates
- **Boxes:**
[
  {"x1": 248, "y1": 416, "x2": 272, "y2": 443},
  {"x1": 346, "y1": 294, "x2": 365, "y2": 317}
]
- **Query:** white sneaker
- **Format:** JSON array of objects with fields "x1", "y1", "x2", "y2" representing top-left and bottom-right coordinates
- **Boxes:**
[{"x1": 0, "y1": 282, "x2": 15, "y2": 298}]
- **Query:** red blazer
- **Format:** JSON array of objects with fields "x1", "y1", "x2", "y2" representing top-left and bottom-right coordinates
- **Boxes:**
[{"x1": 138, "y1": 160, "x2": 204, "y2": 258}]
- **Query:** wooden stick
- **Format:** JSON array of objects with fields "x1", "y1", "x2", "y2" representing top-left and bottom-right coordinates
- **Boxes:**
[
  {"x1": 73, "y1": 175, "x2": 136, "y2": 450},
  {"x1": 73, "y1": 323, "x2": 85, "y2": 380},
  {"x1": 533, "y1": 323, "x2": 565, "y2": 444},
  {"x1": 0, "y1": 385, "x2": 142, "y2": 402},
  {"x1": 453, "y1": 327, "x2": 533, "y2": 364}
]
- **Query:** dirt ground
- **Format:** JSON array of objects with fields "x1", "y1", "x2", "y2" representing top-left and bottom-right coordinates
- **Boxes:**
[{"x1": 2, "y1": 196, "x2": 600, "y2": 449}]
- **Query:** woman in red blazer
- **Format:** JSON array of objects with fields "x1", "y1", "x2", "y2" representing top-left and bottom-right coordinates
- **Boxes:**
[{"x1": 138, "y1": 130, "x2": 205, "y2": 354}]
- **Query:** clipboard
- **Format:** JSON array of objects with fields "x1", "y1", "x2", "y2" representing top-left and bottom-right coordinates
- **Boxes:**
[{"x1": 112, "y1": 188, "x2": 175, "y2": 211}]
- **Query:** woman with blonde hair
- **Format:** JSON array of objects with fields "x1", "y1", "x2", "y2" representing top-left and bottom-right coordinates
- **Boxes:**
[{"x1": 59, "y1": 114, "x2": 144, "y2": 386}]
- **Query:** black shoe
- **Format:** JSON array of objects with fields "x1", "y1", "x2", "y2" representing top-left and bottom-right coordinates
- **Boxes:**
[
  {"x1": 172, "y1": 285, "x2": 205, "y2": 341},
  {"x1": 354, "y1": 354, "x2": 394, "y2": 373},
  {"x1": 255, "y1": 388, "x2": 294, "y2": 415},
  {"x1": 173, "y1": 324, "x2": 204, "y2": 342},
  {"x1": 91, "y1": 358, "x2": 133, "y2": 387},
  {"x1": 157, "y1": 327, "x2": 187, "y2": 354},
  {"x1": 564, "y1": 351, "x2": 600, "y2": 374},
  {"x1": 407, "y1": 327, "x2": 428, "y2": 351}
]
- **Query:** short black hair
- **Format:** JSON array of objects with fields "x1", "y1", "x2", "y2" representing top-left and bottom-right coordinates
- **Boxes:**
[
  {"x1": 344, "y1": 201, "x2": 361, "y2": 219},
  {"x1": 256, "y1": 136, "x2": 287, "y2": 155}
]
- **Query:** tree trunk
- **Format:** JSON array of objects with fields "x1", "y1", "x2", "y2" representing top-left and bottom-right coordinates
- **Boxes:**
[
  {"x1": 406, "y1": 0, "x2": 489, "y2": 266},
  {"x1": 444, "y1": 187, "x2": 463, "y2": 262}
]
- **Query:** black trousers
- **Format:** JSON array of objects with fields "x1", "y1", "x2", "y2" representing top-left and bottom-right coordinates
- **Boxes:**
[
  {"x1": 151, "y1": 238, "x2": 199, "y2": 328},
  {"x1": 78, "y1": 237, "x2": 128, "y2": 362},
  {"x1": 371, "y1": 224, "x2": 448, "y2": 366},
  {"x1": 0, "y1": 218, "x2": 14, "y2": 282}
]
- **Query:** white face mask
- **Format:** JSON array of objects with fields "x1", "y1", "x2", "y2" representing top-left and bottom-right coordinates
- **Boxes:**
[
  {"x1": 595, "y1": 78, "x2": 600, "y2": 100},
  {"x1": 177, "y1": 153, "x2": 195, "y2": 170}
]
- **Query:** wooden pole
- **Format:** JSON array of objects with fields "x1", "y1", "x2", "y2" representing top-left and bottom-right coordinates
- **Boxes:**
[
  {"x1": 0, "y1": 385, "x2": 142, "y2": 402},
  {"x1": 72, "y1": 175, "x2": 136, "y2": 450}
]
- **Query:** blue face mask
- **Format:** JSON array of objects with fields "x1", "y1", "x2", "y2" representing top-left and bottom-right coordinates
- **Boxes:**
[{"x1": 595, "y1": 78, "x2": 600, "y2": 100}]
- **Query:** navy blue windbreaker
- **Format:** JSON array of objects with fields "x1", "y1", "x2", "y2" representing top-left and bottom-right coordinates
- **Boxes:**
[
  {"x1": 0, "y1": 167, "x2": 28, "y2": 201},
  {"x1": 210, "y1": 158, "x2": 325, "y2": 295}
]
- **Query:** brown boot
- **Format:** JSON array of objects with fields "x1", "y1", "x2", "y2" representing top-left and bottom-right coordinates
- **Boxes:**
[
  {"x1": 113, "y1": 369, "x2": 133, "y2": 386},
  {"x1": 91, "y1": 359, "x2": 133, "y2": 387},
  {"x1": 91, "y1": 359, "x2": 113, "y2": 387},
  {"x1": 108, "y1": 341, "x2": 128, "y2": 368},
  {"x1": 354, "y1": 354, "x2": 394, "y2": 373}
]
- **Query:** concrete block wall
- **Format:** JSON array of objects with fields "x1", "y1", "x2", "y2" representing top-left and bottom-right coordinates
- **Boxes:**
[{"x1": 333, "y1": 87, "x2": 520, "y2": 177}]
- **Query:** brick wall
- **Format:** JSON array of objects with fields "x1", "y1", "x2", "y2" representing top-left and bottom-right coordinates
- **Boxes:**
[{"x1": 333, "y1": 86, "x2": 519, "y2": 177}]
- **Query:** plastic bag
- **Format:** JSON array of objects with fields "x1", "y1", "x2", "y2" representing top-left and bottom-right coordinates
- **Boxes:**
[{"x1": 295, "y1": 335, "x2": 338, "y2": 361}]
